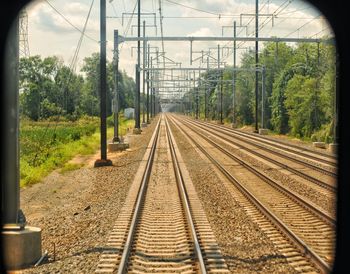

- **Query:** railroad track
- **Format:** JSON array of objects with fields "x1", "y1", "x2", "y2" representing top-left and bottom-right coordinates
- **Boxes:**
[
  {"x1": 179, "y1": 115, "x2": 336, "y2": 192},
  {"x1": 95, "y1": 115, "x2": 229, "y2": 273},
  {"x1": 192, "y1": 116, "x2": 337, "y2": 168},
  {"x1": 168, "y1": 114, "x2": 335, "y2": 273}
]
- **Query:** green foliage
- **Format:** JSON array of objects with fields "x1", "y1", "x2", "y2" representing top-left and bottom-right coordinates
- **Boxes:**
[
  {"x1": 19, "y1": 53, "x2": 136, "y2": 121},
  {"x1": 20, "y1": 118, "x2": 99, "y2": 186},
  {"x1": 188, "y1": 40, "x2": 336, "y2": 142}
]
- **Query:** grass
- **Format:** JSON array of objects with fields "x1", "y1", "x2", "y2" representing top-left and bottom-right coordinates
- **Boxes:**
[
  {"x1": 59, "y1": 163, "x2": 85, "y2": 174},
  {"x1": 20, "y1": 115, "x2": 135, "y2": 187}
]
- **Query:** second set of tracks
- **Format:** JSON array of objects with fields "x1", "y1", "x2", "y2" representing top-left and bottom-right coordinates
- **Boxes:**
[{"x1": 167, "y1": 114, "x2": 336, "y2": 273}]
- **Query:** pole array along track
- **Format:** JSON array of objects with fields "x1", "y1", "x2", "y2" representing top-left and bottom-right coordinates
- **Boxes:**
[{"x1": 114, "y1": 12, "x2": 334, "y2": 131}]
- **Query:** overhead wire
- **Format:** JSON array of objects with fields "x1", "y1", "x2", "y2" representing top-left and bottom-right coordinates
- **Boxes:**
[
  {"x1": 120, "y1": 0, "x2": 138, "y2": 53},
  {"x1": 45, "y1": 0, "x2": 98, "y2": 43},
  {"x1": 221, "y1": 0, "x2": 295, "y2": 63},
  {"x1": 283, "y1": 15, "x2": 320, "y2": 37},
  {"x1": 158, "y1": 0, "x2": 166, "y2": 69}
]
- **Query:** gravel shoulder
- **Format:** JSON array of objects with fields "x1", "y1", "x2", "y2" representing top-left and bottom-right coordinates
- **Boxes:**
[{"x1": 19, "y1": 118, "x2": 159, "y2": 273}]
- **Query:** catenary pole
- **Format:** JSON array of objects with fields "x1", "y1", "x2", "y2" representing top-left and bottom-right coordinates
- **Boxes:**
[
  {"x1": 100, "y1": 0, "x2": 106, "y2": 158},
  {"x1": 218, "y1": 44, "x2": 223, "y2": 124},
  {"x1": 147, "y1": 43, "x2": 150, "y2": 123},
  {"x1": 255, "y1": 0, "x2": 259, "y2": 132},
  {"x1": 142, "y1": 20, "x2": 146, "y2": 124},
  {"x1": 3, "y1": 14, "x2": 20, "y2": 225},
  {"x1": 232, "y1": 20, "x2": 236, "y2": 126},
  {"x1": 135, "y1": 0, "x2": 141, "y2": 130},
  {"x1": 262, "y1": 66, "x2": 265, "y2": 128},
  {"x1": 150, "y1": 57, "x2": 153, "y2": 118},
  {"x1": 113, "y1": 30, "x2": 120, "y2": 142}
]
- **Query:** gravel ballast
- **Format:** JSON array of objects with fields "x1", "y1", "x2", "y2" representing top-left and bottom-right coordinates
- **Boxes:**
[
  {"x1": 19, "y1": 118, "x2": 159, "y2": 273},
  {"x1": 168, "y1": 117, "x2": 298, "y2": 273}
]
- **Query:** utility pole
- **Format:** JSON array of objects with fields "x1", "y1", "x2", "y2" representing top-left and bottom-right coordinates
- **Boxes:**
[
  {"x1": 134, "y1": 0, "x2": 141, "y2": 133},
  {"x1": 255, "y1": 0, "x2": 259, "y2": 133},
  {"x1": 194, "y1": 71, "x2": 198, "y2": 119},
  {"x1": 150, "y1": 58, "x2": 153, "y2": 118},
  {"x1": 2, "y1": 13, "x2": 41, "y2": 270},
  {"x1": 95, "y1": 0, "x2": 112, "y2": 166},
  {"x1": 329, "y1": 48, "x2": 339, "y2": 154},
  {"x1": 206, "y1": 55, "x2": 209, "y2": 120},
  {"x1": 261, "y1": 66, "x2": 266, "y2": 128},
  {"x1": 218, "y1": 44, "x2": 223, "y2": 124},
  {"x1": 113, "y1": 30, "x2": 120, "y2": 143},
  {"x1": 146, "y1": 43, "x2": 150, "y2": 123},
  {"x1": 232, "y1": 20, "x2": 236, "y2": 127},
  {"x1": 142, "y1": 20, "x2": 146, "y2": 126}
]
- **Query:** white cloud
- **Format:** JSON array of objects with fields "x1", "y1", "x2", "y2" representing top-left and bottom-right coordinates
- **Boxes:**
[
  {"x1": 25, "y1": 0, "x2": 334, "y2": 80},
  {"x1": 187, "y1": 27, "x2": 214, "y2": 37}
]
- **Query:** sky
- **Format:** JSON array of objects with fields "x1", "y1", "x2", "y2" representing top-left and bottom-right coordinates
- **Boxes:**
[{"x1": 23, "y1": 0, "x2": 333, "y2": 99}]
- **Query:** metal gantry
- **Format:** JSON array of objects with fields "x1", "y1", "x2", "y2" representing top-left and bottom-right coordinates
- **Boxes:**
[{"x1": 117, "y1": 32, "x2": 334, "y2": 127}]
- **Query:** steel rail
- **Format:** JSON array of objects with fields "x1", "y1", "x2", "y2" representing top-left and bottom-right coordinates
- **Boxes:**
[
  {"x1": 164, "y1": 116, "x2": 207, "y2": 274},
  {"x1": 177, "y1": 116, "x2": 335, "y2": 225},
  {"x1": 196, "y1": 117, "x2": 337, "y2": 165},
  {"x1": 117, "y1": 119, "x2": 161, "y2": 274},
  {"x1": 168, "y1": 115, "x2": 332, "y2": 274},
  {"x1": 184, "y1": 117, "x2": 337, "y2": 177},
  {"x1": 182, "y1": 117, "x2": 336, "y2": 192},
  {"x1": 117, "y1": 116, "x2": 207, "y2": 273}
]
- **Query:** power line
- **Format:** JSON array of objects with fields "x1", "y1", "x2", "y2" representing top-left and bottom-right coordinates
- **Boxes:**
[
  {"x1": 284, "y1": 16, "x2": 320, "y2": 38},
  {"x1": 120, "y1": 0, "x2": 138, "y2": 53},
  {"x1": 158, "y1": 0, "x2": 166, "y2": 69},
  {"x1": 45, "y1": 0, "x2": 98, "y2": 43},
  {"x1": 164, "y1": 0, "x2": 224, "y2": 17},
  {"x1": 310, "y1": 27, "x2": 332, "y2": 38}
]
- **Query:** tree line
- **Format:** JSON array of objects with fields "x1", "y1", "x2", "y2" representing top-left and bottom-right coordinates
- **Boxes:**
[
  {"x1": 186, "y1": 40, "x2": 336, "y2": 142},
  {"x1": 19, "y1": 52, "x2": 136, "y2": 121}
]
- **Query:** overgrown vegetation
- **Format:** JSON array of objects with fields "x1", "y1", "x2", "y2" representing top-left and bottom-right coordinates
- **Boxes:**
[
  {"x1": 186, "y1": 39, "x2": 336, "y2": 143},
  {"x1": 20, "y1": 115, "x2": 134, "y2": 187},
  {"x1": 18, "y1": 52, "x2": 137, "y2": 187}
]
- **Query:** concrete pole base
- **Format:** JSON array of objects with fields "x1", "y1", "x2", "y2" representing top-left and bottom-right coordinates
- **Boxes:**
[
  {"x1": 259, "y1": 128, "x2": 268, "y2": 135},
  {"x1": 141, "y1": 122, "x2": 148, "y2": 128},
  {"x1": 328, "y1": 143, "x2": 338, "y2": 154},
  {"x1": 133, "y1": 128, "x2": 142, "y2": 134},
  {"x1": 1, "y1": 226, "x2": 42, "y2": 270},
  {"x1": 108, "y1": 142, "x2": 130, "y2": 152},
  {"x1": 94, "y1": 159, "x2": 113, "y2": 167},
  {"x1": 313, "y1": 142, "x2": 326, "y2": 149}
]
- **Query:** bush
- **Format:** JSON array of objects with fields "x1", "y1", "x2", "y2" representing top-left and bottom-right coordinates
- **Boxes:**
[{"x1": 310, "y1": 122, "x2": 333, "y2": 143}]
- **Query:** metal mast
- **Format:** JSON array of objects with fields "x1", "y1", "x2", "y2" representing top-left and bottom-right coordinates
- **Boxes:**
[{"x1": 19, "y1": 8, "x2": 30, "y2": 58}]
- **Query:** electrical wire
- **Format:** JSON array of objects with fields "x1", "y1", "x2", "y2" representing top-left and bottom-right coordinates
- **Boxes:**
[
  {"x1": 164, "y1": 0, "x2": 220, "y2": 16},
  {"x1": 158, "y1": 0, "x2": 166, "y2": 69},
  {"x1": 120, "y1": 0, "x2": 138, "y2": 53},
  {"x1": 283, "y1": 15, "x2": 320, "y2": 37},
  {"x1": 45, "y1": 0, "x2": 98, "y2": 43}
]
